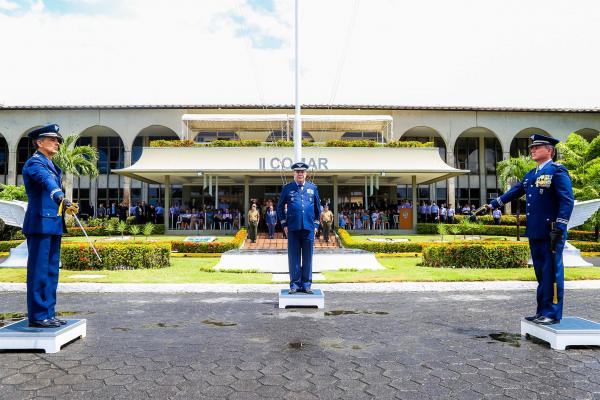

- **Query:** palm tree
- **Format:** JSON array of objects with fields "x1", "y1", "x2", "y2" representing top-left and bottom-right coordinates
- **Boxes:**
[
  {"x1": 53, "y1": 134, "x2": 99, "y2": 203},
  {"x1": 496, "y1": 155, "x2": 536, "y2": 241}
]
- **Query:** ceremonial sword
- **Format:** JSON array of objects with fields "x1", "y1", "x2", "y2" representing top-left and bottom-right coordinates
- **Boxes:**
[{"x1": 72, "y1": 213, "x2": 102, "y2": 263}]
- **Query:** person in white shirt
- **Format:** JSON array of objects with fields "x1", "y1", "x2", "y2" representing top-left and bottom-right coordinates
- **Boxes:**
[
  {"x1": 440, "y1": 204, "x2": 447, "y2": 223},
  {"x1": 493, "y1": 208, "x2": 502, "y2": 225},
  {"x1": 447, "y1": 204, "x2": 455, "y2": 224}
]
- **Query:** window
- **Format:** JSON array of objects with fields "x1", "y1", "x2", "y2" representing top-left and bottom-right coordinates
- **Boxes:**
[
  {"x1": 266, "y1": 131, "x2": 313, "y2": 142},
  {"x1": 97, "y1": 137, "x2": 124, "y2": 174},
  {"x1": 341, "y1": 132, "x2": 383, "y2": 142},
  {"x1": 484, "y1": 138, "x2": 502, "y2": 174},
  {"x1": 194, "y1": 132, "x2": 238, "y2": 143},
  {"x1": 510, "y1": 137, "x2": 531, "y2": 158},
  {"x1": 454, "y1": 138, "x2": 478, "y2": 175},
  {"x1": 17, "y1": 137, "x2": 35, "y2": 175},
  {"x1": 0, "y1": 137, "x2": 8, "y2": 182}
]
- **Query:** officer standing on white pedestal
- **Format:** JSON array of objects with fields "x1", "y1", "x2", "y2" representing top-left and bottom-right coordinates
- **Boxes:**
[
  {"x1": 488, "y1": 134, "x2": 574, "y2": 325},
  {"x1": 276, "y1": 162, "x2": 321, "y2": 294},
  {"x1": 23, "y1": 124, "x2": 79, "y2": 328}
]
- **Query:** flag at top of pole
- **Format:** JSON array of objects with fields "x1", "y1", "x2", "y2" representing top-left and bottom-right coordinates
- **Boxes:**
[{"x1": 293, "y1": 0, "x2": 302, "y2": 163}]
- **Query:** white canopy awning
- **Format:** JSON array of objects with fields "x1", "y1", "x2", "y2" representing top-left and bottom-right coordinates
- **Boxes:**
[
  {"x1": 114, "y1": 146, "x2": 467, "y2": 186},
  {"x1": 181, "y1": 113, "x2": 394, "y2": 140}
]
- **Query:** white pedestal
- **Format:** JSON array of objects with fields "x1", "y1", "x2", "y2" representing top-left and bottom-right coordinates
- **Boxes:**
[
  {"x1": 278, "y1": 289, "x2": 324, "y2": 309},
  {"x1": 0, "y1": 319, "x2": 86, "y2": 353},
  {"x1": 521, "y1": 317, "x2": 600, "y2": 350}
]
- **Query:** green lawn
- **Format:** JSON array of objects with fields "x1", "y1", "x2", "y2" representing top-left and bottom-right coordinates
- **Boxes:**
[
  {"x1": 0, "y1": 258, "x2": 270, "y2": 284},
  {"x1": 322, "y1": 257, "x2": 600, "y2": 283},
  {"x1": 350, "y1": 234, "x2": 527, "y2": 243},
  {"x1": 62, "y1": 235, "x2": 235, "y2": 243},
  {"x1": 1, "y1": 256, "x2": 600, "y2": 284}
]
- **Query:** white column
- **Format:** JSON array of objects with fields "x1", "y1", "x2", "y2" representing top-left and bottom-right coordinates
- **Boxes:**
[
  {"x1": 7, "y1": 150, "x2": 17, "y2": 185},
  {"x1": 244, "y1": 176, "x2": 249, "y2": 213},
  {"x1": 364, "y1": 176, "x2": 368, "y2": 209},
  {"x1": 502, "y1": 151, "x2": 512, "y2": 214},
  {"x1": 214, "y1": 176, "x2": 219, "y2": 209},
  {"x1": 333, "y1": 175, "x2": 339, "y2": 227},
  {"x1": 123, "y1": 149, "x2": 132, "y2": 206},
  {"x1": 446, "y1": 150, "x2": 456, "y2": 210},
  {"x1": 164, "y1": 175, "x2": 171, "y2": 229},
  {"x1": 479, "y1": 136, "x2": 486, "y2": 206},
  {"x1": 412, "y1": 175, "x2": 417, "y2": 232}
]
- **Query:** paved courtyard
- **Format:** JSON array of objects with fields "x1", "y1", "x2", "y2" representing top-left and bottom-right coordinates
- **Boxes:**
[{"x1": 1, "y1": 290, "x2": 600, "y2": 400}]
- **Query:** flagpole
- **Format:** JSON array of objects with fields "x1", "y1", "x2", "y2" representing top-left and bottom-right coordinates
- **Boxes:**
[{"x1": 293, "y1": 0, "x2": 302, "y2": 163}]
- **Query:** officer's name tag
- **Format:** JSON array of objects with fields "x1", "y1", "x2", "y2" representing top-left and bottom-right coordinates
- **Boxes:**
[{"x1": 307, "y1": 188, "x2": 314, "y2": 194}]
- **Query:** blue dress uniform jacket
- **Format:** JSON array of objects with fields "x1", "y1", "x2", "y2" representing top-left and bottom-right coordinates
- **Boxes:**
[
  {"x1": 277, "y1": 181, "x2": 321, "y2": 290},
  {"x1": 490, "y1": 161, "x2": 574, "y2": 321},
  {"x1": 22, "y1": 152, "x2": 65, "y2": 236},
  {"x1": 22, "y1": 151, "x2": 65, "y2": 322}
]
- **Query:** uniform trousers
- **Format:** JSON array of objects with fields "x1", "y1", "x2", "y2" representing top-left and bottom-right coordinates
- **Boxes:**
[
  {"x1": 529, "y1": 233, "x2": 566, "y2": 321},
  {"x1": 26, "y1": 234, "x2": 61, "y2": 322},
  {"x1": 287, "y1": 229, "x2": 314, "y2": 290},
  {"x1": 248, "y1": 221, "x2": 258, "y2": 241},
  {"x1": 322, "y1": 221, "x2": 332, "y2": 242}
]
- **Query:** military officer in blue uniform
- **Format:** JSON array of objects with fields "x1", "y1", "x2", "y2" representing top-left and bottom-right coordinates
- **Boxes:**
[
  {"x1": 276, "y1": 162, "x2": 321, "y2": 294},
  {"x1": 23, "y1": 124, "x2": 78, "y2": 328},
  {"x1": 488, "y1": 134, "x2": 574, "y2": 325}
]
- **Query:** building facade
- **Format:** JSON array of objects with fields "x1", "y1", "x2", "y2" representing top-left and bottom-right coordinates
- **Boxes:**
[{"x1": 0, "y1": 104, "x2": 599, "y2": 218}]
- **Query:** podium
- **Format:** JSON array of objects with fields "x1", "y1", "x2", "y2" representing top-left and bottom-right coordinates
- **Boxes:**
[
  {"x1": 398, "y1": 209, "x2": 413, "y2": 230},
  {"x1": 0, "y1": 319, "x2": 86, "y2": 353}
]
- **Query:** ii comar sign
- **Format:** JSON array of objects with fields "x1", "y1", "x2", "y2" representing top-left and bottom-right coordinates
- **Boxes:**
[{"x1": 259, "y1": 157, "x2": 329, "y2": 170}]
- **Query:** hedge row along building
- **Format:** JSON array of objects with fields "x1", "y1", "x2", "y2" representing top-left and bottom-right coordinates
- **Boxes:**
[{"x1": 0, "y1": 104, "x2": 599, "y2": 231}]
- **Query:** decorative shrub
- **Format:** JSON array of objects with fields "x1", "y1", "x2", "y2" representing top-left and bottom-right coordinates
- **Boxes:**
[
  {"x1": 61, "y1": 242, "x2": 171, "y2": 270},
  {"x1": 170, "y1": 228, "x2": 247, "y2": 253},
  {"x1": 416, "y1": 223, "x2": 596, "y2": 241},
  {"x1": 422, "y1": 242, "x2": 530, "y2": 269},
  {"x1": 150, "y1": 139, "x2": 196, "y2": 147},
  {"x1": 0, "y1": 240, "x2": 24, "y2": 252},
  {"x1": 64, "y1": 226, "x2": 106, "y2": 237},
  {"x1": 337, "y1": 228, "x2": 423, "y2": 253},
  {"x1": 569, "y1": 241, "x2": 600, "y2": 252},
  {"x1": 386, "y1": 140, "x2": 434, "y2": 148},
  {"x1": 453, "y1": 214, "x2": 527, "y2": 226}
]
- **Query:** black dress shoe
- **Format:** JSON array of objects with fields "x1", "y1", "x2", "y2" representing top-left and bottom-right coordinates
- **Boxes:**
[
  {"x1": 50, "y1": 317, "x2": 67, "y2": 325},
  {"x1": 28, "y1": 319, "x2": 61, "y2": 328},
  {"x1": 288, "y1": 288, "x2": 298, "y2": 294},
  {"x1": 303, "y1": 288, "x2": 314, "y2": 295},
  {"x1": 533, "y1": 316, "x2": 559, "y2": 325},
  {"x1": 524, "y1": 314, "x2": 541, "y2": 321}
]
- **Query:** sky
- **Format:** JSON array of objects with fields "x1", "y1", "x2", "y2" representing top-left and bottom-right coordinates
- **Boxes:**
[{"x1": 0, "y1": 0, "x2": 599, "y2": 108}]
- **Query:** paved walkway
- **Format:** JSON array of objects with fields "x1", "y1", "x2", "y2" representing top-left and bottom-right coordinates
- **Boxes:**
[
  {"x1": 244, "y1": 233, "x2": 339, "y2": 250},
  {"x1": 1, "y1": 290, "x2": 600, "y2": 399}
]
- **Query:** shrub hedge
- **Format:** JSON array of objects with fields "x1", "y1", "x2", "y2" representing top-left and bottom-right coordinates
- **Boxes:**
[
  {"x1": 64, "y1": 223, "x2": 165, "y2": 237},
  {"x1": 337, "y1": 228, "x2": 423, "y2": 253},
  {"x1": 453, "y1": 214, "x2": 527, "y2": 226},
  {"x1": 148, "y1": 139, "x2": 434, "y2": 148},
  {"x1": 61, "y1": 242, "x2": 171, "y2": 270},
  {"x1": 422, "y1": 242, "x2": 530, "y2": 269},
  {"x1": 569, "y1": 241, "x2": 600, "y2": 252},
  {"x1": 0, "y1": 240, "x2": 24, "y2": 252},
  {"x1": 417, "y1": 223, "x2": 597, "y2": 241}
]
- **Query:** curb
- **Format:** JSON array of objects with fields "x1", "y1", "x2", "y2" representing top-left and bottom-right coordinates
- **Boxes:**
[{"x1": 1, "y1": 281, "x2": 600, "y2": 293}]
